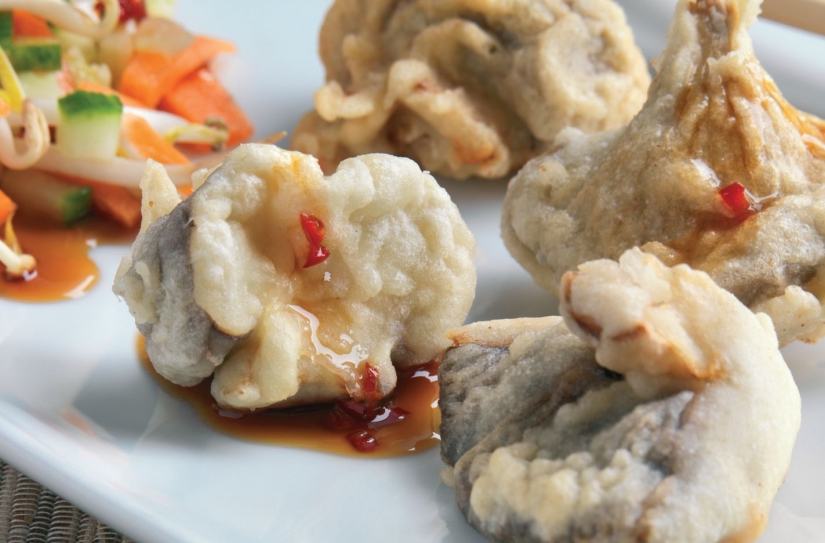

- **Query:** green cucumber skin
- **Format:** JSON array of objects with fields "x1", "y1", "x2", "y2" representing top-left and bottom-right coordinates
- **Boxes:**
[
  {"x1": 0, "y1": 12, "x2": 11, "y2": 48},
  {"x1": 0, "y1": 169, "x2": 92, "y2": 226},
  {"x1": 6, "y1": 39, "x2": 63, "y2": 72},
  {"x1": 58, "y1": 90, "x2": 123, "y2": 118},
  {"x1": 0, "y1": 12, "x2": 63, "y2": 71},
  {"x1": 58, "y1": 91, "x2": 123, "y2": 160},
  {"x1": 60, "y1": 185, "x2": 93, "y2": 226}
]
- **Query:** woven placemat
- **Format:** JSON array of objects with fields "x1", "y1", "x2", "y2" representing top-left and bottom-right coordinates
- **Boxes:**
[{"x1": 0, "y1": 459, "x2": 134, "y2": 543}]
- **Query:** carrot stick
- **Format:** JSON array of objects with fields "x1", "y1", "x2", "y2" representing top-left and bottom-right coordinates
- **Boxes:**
[
  {"x1": 115, "y1": 50, "x2": 168, "y2": 106},
  {"x1": 44, "y1": 173, "x2": 142, "y2": 229},
  {"x1": 88, "y1": 181, "x2": 142, "y2": 229},
  {"x1": 117, "y1": 36, "x2": 236, "y2": 107},
  {"x1": 12, "y1": 11, "x2": 53, "y2": 38},
  {"x1": 121, "y1": 112, "x2": 191, "y2": 165},
  {"x1": 0, "y1": 188, "x2": 16, "y2": 225},
  {"x1": 159, "y1": 68, "x2": 253, "y2": 146},
  {"x1": 71, "y1": 177, "x2": 192, "y2": 228},
  {"x1": 77, "y1": 80, "x2": 147, "y2": 108}
]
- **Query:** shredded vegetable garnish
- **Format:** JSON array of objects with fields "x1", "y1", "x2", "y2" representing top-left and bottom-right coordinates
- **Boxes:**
[
  {"x1": 0, "y1": 2, "x2": 252, "y2": 189},
  {"x1": 34, "y1": 146, "x2": 209, "y2": 186},
  {"x1": 164, "y1": 117, "x2": 229, "y2": 151},
  {"x1": 0, "y1": 0, "x2": 256, "y2": 289},
  {"x1": 0, "y1": 0, "x2": 119, "y2": 39}
]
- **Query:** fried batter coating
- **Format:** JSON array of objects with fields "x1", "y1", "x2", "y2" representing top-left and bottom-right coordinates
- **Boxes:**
[
  {"x1": 113, "y1": 144, "x2": 476, "y2": 409},
  {"x1": 440, "y1": 249, "x2": 800, "y2": 543},
  {"x1": 502, "y1": 0, "x2": 825, "y2": 345},
  {"x1": 291, "y1": 0, "x2": 650, "y2": 180}
]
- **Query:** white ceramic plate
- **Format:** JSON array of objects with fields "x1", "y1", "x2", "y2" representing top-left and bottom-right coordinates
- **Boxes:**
[{"x1": 0, "y1": 1, "x2": 823, "y2": 542}]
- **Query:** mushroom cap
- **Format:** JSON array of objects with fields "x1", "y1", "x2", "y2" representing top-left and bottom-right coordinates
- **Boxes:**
[
  {"x1": 502, "y1": 0, "x2": 825, "y2": 345},
  {"x1": 291, "y1": 0, "x2": 650, "y2": 179},
  {"x1": 440, "y1": 248, "x2": 800, "y2": 543},
  {"x1": 114, "y1": 144, "x2": 476, "y2": 409}
]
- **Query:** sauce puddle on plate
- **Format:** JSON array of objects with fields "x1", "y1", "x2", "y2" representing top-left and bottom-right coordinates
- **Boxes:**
[
  {"x1": 137, "y1": 336, "x2": 441, "y2": 458},
  {"x1": 0, "y1": 215, "x2": 135, "y2": 302}
]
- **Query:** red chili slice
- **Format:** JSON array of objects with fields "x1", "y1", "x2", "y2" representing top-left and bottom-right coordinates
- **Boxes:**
[
  {"x1": 346, "y1": 430, "x2": 379, "y2": 452},
  {"x1": 363, "y1": 362, "x2": 379, "y2": 395},
  {"x1": 368, "y1": 406, "x2": 409, "y2": 428},
  {"x1": 300, "y1": 213, "x2": 330, "y2": 267},
  {"x1": 121, "y1": 0, "x2": 147, "y2": 22},
  {"x1": 97, "y1": 0, "x2": 147, "y2": 23},
  {"x1": 338, "y1": 399, "x2": 377, "y2": 422},
  {"x1": 303, "y1": 245, "x2": 330, "y2": 268},
  {"x1": 718, "y1": 183, "x2": 756, "y2": 221},
  {"x1": 326, "y1": 404, "x2": 361, "y2": 432},
  {"x1": 300, "y1": 213, "x2": 326, "y2": 245}
]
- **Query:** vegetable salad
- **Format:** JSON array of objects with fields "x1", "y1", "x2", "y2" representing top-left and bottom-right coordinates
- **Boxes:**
[{"x1": 0, "y1": 0, "x2": 253, "y2": 279}]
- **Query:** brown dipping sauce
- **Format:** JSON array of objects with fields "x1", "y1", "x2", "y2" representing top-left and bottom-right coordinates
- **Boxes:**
[
  {"x1": 0, "y1": 215, "x2": 135, "y2": 302},
  {"x1": 136, "y1": 336, "x2": 441, "y2": 458}
]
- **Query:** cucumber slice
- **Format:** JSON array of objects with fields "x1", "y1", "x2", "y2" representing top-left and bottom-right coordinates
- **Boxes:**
[
  {"x1": 17, "y1": 70, "x2": 62, "y2": 99},
  {"x1": 7, "y1": 38, "x2": 62, "y2": 72},
  {"x1": 0, "y1": 169, "x2": 92, "y2": 226},
  {"x1": 0, "y1": 13, "x2": 63, "y2": 71},
  {"x1": 57, "y1": 90, "x2": 123, "y2": 160}
]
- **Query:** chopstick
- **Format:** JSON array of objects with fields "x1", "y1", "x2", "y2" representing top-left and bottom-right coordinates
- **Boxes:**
[{"x1": 761, "y1": 0, "x2": 825, "y2": 37}]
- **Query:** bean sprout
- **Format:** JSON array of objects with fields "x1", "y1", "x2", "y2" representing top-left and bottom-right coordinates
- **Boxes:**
[
  {"x1": 0, "y1": 45, "x2": 50, "y2": 169},
  {"x1": 0, "y1": 212, "x2": 35, "y2": 279},
  {"x1": 0, "y1": 100, "x2": 50, "y2": 170}
]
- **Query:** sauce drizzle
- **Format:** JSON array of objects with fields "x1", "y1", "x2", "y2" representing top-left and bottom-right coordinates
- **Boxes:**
[
  {"x1": 0, "y1": 215, "x2": 135, "y2": 302},
  {"x1": 137, "y1": 336, "x2": 441, "y2": 458}
]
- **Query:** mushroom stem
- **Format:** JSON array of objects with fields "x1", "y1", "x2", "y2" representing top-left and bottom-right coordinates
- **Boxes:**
[
  {"x1": 0, "y1": 238, "x2": 35, "y2": 278},
  {"x1": 0, "y1": 214, "x2": 35, "y2": 279},
  {"x1": 0, "y1": 0, "x2": 120, "y2": 39}
]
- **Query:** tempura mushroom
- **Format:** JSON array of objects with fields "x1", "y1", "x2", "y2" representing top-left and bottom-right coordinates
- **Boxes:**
[
  {"x1": 292, "y1": 0, "x2": 650, "y2": 179},
  {"x1": 502, "y1": 0, "x2": 825, "y2": 344},
  {"x1": 114, "y1": 144, "x2": 476, "y2": 410},
  {"x1": 440, "y1": 249, "x2": 800, "y2": 543}
]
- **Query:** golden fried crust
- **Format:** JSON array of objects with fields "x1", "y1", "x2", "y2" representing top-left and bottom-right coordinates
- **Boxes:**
[
  {"x1": 114, "y1": 145, "x2": 476, "y2": 409},
  {"x1": 439, "y1": 249, "x2": 800, "y2": 543},
  {"x1": 291, "y1": 0, "x2": 650, "y2": 179},
  {"x1": 503, "y1": 0, "x2": 825, "y2": 345}
]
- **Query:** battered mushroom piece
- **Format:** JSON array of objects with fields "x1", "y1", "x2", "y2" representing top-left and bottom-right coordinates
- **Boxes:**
[
  {"x1": 113, "y1": 144, "x2": 476, "y2": 410},
  {"x1": 291, "y1": 0, "x2": 650, "y2": 180},
  {"x1": 441, "y1": 249, "x2": 800, "y2": 543},
  {"x1": 439, "y1": 317, "x2": 620, "y2": 467},
  {"x1": 502, "y1": 0, "x2": 825, "y2": 344}
]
